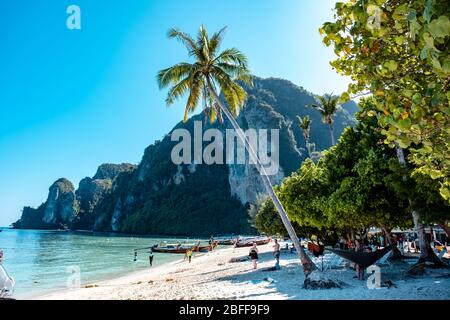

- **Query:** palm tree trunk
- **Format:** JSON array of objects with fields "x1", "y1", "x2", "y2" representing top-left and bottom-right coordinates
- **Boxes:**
[
  {"x1": 207, "y1": 80, "x2": 317, "y2": 275},
  {"x1": 394, "y1": 143, "x2": 442, "y2": 264},
  {"x1": 304, "y1": 136, "x2": 313, "y2": 159},
  {"x1": 328, "y1": 122, "x2": 336, "y2": 146}
]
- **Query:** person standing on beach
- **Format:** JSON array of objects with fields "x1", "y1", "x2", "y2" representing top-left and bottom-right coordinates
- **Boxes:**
[
  {"x1": 249, "y1": 243, "x2": 259, "y2": 270},
  {"x1": 149, "y1": 252, "x2": 154, "y2": 267},
  {"x1": 273, "y1": 239, "x2": 281, "y2": 269},
  {"x1": 186, "y1": 249, "x2": 193, "y2": 263}
]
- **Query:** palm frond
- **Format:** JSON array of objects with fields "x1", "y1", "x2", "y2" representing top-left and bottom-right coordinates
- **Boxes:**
[
  {"x1": 165, "y1": 75, "x2": 193, "y2": 106},
  {"x1": 157, "y1": 63, "x2": 195, "y2": 89},
  {"x1": 208, "y1": 26, "x2": 227, "y2": 57},
  {"x1": 167, "y1": 28, "x2": 202, "y2": 60},
  {"x1": 214, "y1": 48, "x2": 248, "y2": 67},
  {"x1": 183, "y1": 74, "x2": 204, "y2": 122}
]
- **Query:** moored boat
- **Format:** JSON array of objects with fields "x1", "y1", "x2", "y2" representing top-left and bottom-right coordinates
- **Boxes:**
[
  {"x1": 234, "y1": 237, "x2": 271, "y2": 248},
  {"x1": 216, "y1": 238, "x2": 237, "y2": 246},
  {"x1": 151, "y1": 244, "x2": 198, "y2": 254}
]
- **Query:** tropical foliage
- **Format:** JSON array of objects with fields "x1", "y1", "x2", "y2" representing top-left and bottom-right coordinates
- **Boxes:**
[
  {"x1": 320, "y1": 0, "x2": 450, "y2": 202},
  {"x1": 157, "y1": 25, "x2": 253, "y2": 123},
  {"x1": 256, "y1": 99, "x2": 449, "y2": 244}
]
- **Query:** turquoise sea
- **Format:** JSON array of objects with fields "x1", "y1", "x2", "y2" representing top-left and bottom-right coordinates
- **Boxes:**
[{"x1": 0, "y1": 228, "x2": 204, "y2": 299}]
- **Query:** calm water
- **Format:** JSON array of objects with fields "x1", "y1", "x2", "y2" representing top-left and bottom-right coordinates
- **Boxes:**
[{"x1": 0, "y1": 229, "x2": 205, "y2": 299}]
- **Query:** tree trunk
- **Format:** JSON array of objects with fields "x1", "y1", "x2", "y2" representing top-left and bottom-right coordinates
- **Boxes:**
[
  {"x1": 438, "y1": 221, "x2": 450, "y2": 240},
  {"x1": 328, "y1": 122, "x2": 336, "y2": 146},
  {"x1": 381, "y1": 225, "x2": 402, "y2": 260},
  {"x1": 305, "y1": 138, "x2": 312, "y2": 159},
  {"x1": 207, "y1": 81, "x2": 317, "y2": 275},
  {"x1": 394, "y1": 143, "x2": 443, "y2": 264}
]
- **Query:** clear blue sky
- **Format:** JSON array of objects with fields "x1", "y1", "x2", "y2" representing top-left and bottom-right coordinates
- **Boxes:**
[{"x1": 0, "y1": 0, "x2": 349, "y2": 226}]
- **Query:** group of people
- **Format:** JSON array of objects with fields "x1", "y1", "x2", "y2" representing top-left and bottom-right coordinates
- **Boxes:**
[
  {"x1": 248, "y1": 238, "x2": 281, "y2": 270},
  {"x1": 133, "y1": 250, "x2": 154, "y2": 267}
]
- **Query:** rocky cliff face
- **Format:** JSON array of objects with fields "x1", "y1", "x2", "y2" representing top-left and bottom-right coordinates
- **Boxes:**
[
  {"x1": 14, "y1": 77, "x2": 357, "y2": 236},
  {"x1": 14, "y1": 178, "x2": 78, "y2": 229},
  {"x1": 14, "y1": 164, "x2": 136, "y2": 230}
]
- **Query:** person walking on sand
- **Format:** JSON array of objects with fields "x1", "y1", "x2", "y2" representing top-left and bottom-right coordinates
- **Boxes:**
[
  {"x1": 249, "y1": 243, "x2": 259, "y2": 270},
  {"x1": 273, "y1": 239, "x2": 281, "y2": 269},
  {"x1": 186, "y1": 249, "x2": 193, "y2": 263}
]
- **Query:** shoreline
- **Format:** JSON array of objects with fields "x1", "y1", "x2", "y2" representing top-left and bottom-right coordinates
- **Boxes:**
[
  {"x1": 8, "y1": 228, "x2": 238, "y2": 240},
  {"x1": 33, "y1": 244, "x2": 450, "y2": 300},
  {"x1": 28, "y1": 255, "x2": 187, "y2": 300}
]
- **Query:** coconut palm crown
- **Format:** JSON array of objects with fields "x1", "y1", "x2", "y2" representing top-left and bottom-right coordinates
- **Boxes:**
[
  {"x1": 297, "y1": 115, "x2": 312, "y2": 141},
  {"x1": 309, "y1": 94, "x2": 340, "y2": 146},
  {"x1": 157, "y1": 25, "x2": 253, "y2": 123}
]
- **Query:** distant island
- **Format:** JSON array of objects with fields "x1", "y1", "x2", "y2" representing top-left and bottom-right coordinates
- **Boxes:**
[{"x1": 13, "y1": 77, "x2": 357, "y2": 236}]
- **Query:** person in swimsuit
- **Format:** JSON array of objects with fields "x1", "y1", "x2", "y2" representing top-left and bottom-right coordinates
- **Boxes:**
[{"x1": 249, "y1": 243, "x2": 259, "y2": 269}]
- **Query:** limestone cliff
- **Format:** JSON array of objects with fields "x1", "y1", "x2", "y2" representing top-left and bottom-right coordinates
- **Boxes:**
[{"x1": 15, "y1": 77, "x2": 357, "y2": 235}]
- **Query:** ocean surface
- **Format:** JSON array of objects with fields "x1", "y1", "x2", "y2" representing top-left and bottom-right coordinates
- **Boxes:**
[{"x1": 0, "y1": 228, "x2": 205, "y2": 299}]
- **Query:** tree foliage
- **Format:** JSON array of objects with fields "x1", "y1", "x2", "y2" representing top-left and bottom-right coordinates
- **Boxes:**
[
  {"x1": 321, "y1": 0, "x2": 450, "y2": 202},
  {"x1": 256, "y1": 98, "x2": 450, "y2": 237},
  {"x1": 157, "y1": 25, "x2": 253, "y2": 123}
]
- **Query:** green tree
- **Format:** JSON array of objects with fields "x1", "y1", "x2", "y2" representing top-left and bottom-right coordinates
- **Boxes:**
[
  {"x1": 258, "y1": 99, "x2": 414, "y2": 255},
  {"x1": 309, "y1": 95, "x2": 340, "y2": 146},
  {"x1": 157, "y1": 25, "x2": 319, "y2": 278},
  {"x1": 320, "y1": 0, "x2": 450, "y2": 202}
]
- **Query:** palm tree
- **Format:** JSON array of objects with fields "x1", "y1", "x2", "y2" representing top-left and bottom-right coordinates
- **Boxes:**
[
  {"x1": 297, "y1": 115, "x2": 313, "y2": 158},
  {"x1": 309, "y1": 95, "x2": 339, "y2": 146},
  {"x1": 157, "y1": 25, "x2": 317, "y2": 276}
]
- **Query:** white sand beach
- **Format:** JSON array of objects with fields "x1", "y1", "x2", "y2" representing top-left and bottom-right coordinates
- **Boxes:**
[{"x1": 36, "y1": 244, "x2": 450, "y2": 300}]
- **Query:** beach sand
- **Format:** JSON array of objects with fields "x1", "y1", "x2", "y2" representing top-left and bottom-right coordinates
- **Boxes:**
[{"x1": 36, "y1": 244, "x2": 450, "y2": 300}]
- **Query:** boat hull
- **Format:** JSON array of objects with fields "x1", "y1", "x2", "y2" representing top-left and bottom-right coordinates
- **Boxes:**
[{"x1": 234, "y1": 239, "x2": 270, "y2": 248}]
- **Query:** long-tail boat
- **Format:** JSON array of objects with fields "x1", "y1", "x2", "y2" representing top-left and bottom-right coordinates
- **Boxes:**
[
  {"x1": 234, "y1": 237, "x2": 271, "y2": 248},
  {"x1": 151, "y1": 244, "x2": 198, "y2": 254}
]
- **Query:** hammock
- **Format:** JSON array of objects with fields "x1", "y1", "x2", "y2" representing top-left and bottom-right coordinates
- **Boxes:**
[{"x1": 327, "y1": 246, "x2": 393, "y2": 268}]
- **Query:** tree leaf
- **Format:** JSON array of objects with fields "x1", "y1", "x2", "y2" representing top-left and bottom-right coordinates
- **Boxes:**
[{"x1": 428, "y1": 16, "x2": 450, "y2": 38}]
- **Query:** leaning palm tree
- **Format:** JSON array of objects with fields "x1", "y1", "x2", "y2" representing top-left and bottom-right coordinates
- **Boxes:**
[
  {"x1": 157, "y1": 25, "x2": 319, "y2": 277},
  {"x1": 309, "y1": 95, "x2": 339, "y2": 146}
]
